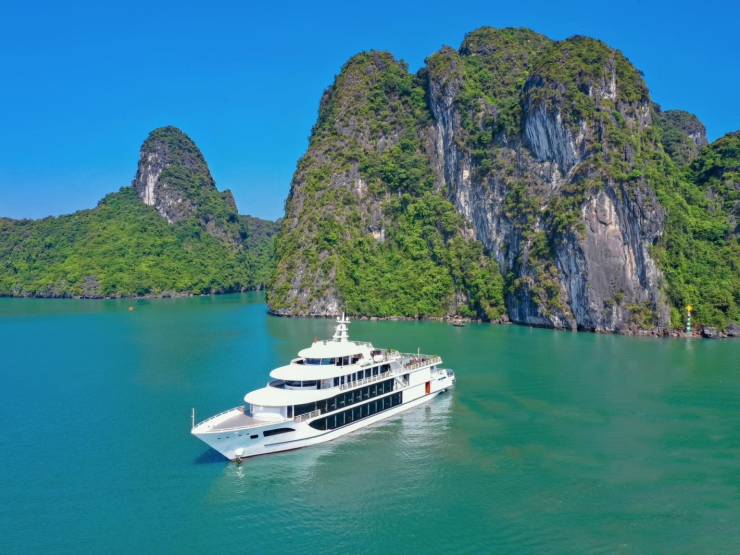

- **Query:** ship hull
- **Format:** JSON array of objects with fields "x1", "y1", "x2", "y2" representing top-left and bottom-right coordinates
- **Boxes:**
[{"x1": 193, "y1": 377, "x2": 452, "y2": 461}]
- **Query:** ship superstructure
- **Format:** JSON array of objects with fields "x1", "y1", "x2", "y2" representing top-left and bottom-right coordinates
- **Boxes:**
[{"x1": 191, "y1": 314, "x2": 455, "y2": 460}]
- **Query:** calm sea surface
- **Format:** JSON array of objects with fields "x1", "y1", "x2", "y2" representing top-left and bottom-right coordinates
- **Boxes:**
[{"x1": 1, "y1": 293, "x2": 739, "y2": 554}]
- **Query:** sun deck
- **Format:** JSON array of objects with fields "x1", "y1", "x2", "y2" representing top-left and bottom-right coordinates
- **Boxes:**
[{"x1": 193, "y1": 406, "x2": 281, "y2": 433}]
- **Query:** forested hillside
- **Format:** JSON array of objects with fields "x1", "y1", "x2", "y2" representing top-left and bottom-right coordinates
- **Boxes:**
[{"x1": 0, "y1": 127, "x2": 278, "y2": 298}]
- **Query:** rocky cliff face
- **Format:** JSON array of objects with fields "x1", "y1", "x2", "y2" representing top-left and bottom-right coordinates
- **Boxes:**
[
  {"x1": 270, "y1": 51, "x2": 505, "y2": 319},
  {"x1": 270, "y1": 26, "x2": 736, "y2": 331},
  {"x1": 133, "y1": 126, "x2": 212, "y2": 223},
  {"x1": 424, "y1": 30, "x2": 669, "y2": 331},
  {"x1": 132, "y1": 126, "x2": 244, "y2": 244}
]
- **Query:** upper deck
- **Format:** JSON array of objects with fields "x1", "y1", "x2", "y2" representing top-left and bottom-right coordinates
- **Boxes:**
[{"x1": 244, "y1": 351, "x2": 442, "y2": 408}]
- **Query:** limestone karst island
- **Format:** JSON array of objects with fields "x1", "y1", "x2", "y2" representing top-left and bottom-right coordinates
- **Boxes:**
[
  {"x1": 2, "y1": 28, "x2": 739, "y2": 338},
  {"x1": 4, "y1": 9, "x2": 740, "y2": 554}
]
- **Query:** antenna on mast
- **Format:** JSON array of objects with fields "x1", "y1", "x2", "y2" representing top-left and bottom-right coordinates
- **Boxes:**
[{"x1": 333, "y1": 312, "x2": 350, "y2": 342}]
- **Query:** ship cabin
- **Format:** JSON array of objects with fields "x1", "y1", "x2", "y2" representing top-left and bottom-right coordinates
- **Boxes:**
[{"x1": 243, "y1": 315, "x2": 405, "y2": 422}]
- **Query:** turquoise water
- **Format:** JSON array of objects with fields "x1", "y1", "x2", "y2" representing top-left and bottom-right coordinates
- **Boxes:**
[{"x1": 1, "y1": 293, "x2": 739, "y2": 554}]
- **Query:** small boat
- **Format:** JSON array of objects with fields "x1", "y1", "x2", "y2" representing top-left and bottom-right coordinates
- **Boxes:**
[
  {"x1": 452, "y1": 317, "x2": 465, "y2": 327},
  {"x1": 191, "y1": 314, "x2": 455, "y2": 460}
]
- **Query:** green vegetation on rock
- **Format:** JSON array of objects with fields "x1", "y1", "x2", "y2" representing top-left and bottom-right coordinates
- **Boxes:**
[
  {"x1": 0, "y1": 127, "x2": 278, "y2": 298},
  {"x1": 271, "y1": 26, "x2": 740, "y2": 331},
  {"x1": 653, "y1": 131, "x2": 740, "y2": 328},
  {"x1": 270, "y1": 51, "x2": 505, "y2": 319}
]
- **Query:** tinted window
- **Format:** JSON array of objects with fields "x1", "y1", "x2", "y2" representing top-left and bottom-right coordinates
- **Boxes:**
[
  {"x1": 294, "y1": 402, "x2": 316, "y2": 416},
  {"x1": 263, "y1": 428, "x2": 295, "y2": 437}
]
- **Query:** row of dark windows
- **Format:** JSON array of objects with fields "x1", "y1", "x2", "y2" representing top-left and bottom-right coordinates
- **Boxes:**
[
  {"x1": 285, "y1": 380, "x2": 317, "y2": 388},
  {"x1": 309, "y1": 393, "x2": 402, "y2": 431},
  {"x1": 263, "y1": 427, "x2": 295, "y2": 437},
  {"x1": 304, "y1": 356, "x2": 362, "y2": 366},
  {"x1": 283, "y1": 364, "x2": 393, "y2": 394},
  {"x1": 292, "y1": 378, "x2": 397, "y2": 418},
  {"x1": 332, "y1": 364, "x2": 391, "y2": 387}
]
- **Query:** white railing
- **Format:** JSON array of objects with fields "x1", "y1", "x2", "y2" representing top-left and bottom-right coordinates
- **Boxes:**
[
  {"x1": 401, "y1": 356, "x2": 442, "y2": 372},
  {"x1": 192, "y1": 405, "x2": 245, "y2": 430},
  {"x1": 294, "y1": 409, "x2": 322, "y2": 423},
  {"x1": 193, "y1": 405, "x2": 293, "y2": 434},
  {"x1": 339, "y1": 370, "x2": 394, "y2": 391}
]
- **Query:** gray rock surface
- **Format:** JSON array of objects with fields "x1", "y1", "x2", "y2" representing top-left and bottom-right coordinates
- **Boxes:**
[
  {"x1": 702, "y1": 326, "x2": 719, "y2": 338},
  {"x1": 425, "y1": 37, "x2": 668, "y2": 332}
]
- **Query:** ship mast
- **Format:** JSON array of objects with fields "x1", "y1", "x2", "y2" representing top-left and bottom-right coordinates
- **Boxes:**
[{"x1": 332, "y1": 312, "x2": 350, "y2": 342}]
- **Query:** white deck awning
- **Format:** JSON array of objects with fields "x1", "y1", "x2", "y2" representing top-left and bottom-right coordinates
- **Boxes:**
[
  {"x1": 244, "y1": 386, "x2": 336, "y2": 407},
  {"x1": 268, "y1": 360, "x2": 381, "y2": 381}
]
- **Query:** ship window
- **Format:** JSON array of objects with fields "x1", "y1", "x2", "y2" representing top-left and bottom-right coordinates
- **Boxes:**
[
  {"x1": 287, "y1": 406, "x2": 293, "y2": 418},
  {"x1": 285, "y1": 380, "x2": 302, "y2": 387},
  {"x1": 342, "y1": 356, "x2": 350, "y2": 365},
  {"x1": 250, "y1": 435, "x2": 258, "y2": 439},
  {"x1": 309, "y1": 390, "x2": 404, "y2": 431},
  {"x1": 320, "y1": 358, "x2": 335, "y2": 365},
  {"x1": 263, "y1": 428, "x2": 295, "y2": 437},
  {"x1": 340, "y1": 376, "x2": 345, "y2": 385},
  {"x1": 306, "y1": 358, "x2": 320, "y2": 365},
  {"x1": 294, "y1": 402, "x2": 316, "y2": 416},
  {"x1": 334, "y1": 377, "x2": 339, "y2": 387},
  {"x1": 302, "y1": 380, "x2": 317, "y2": 387}
]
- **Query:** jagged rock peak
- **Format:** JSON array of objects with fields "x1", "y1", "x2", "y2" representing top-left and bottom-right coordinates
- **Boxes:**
[
  {"x1": 653, "y1": 106, "x2": 709, "y2": 165},
  {"x1": 132, "y1": 126, "x2": 215, "y2": 223},
  {"x1": 315, "y1": 50, "x2": 407, "y2": 134}
]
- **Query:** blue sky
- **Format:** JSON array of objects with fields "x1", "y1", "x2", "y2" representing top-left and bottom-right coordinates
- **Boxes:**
[{"x1": 1, "y1": 0, "x2": 737, "y2": 221}]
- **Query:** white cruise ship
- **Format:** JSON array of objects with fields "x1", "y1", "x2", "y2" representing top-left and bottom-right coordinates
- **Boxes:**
[{"x1": 191, "y1": 314, "x2": 455, "y2": 460}]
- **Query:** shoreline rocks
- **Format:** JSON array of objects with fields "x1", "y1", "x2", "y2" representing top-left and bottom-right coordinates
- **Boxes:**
[{"x1": 267, "y1": 311, "x2": 740, "y2": 340}]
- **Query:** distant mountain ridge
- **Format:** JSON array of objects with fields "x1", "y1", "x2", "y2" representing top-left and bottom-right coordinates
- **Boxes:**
[
  {"x1": 0, "y1": 127, "x2": 279, "y2": 298},
  {"x1": 268, "y1": 26, "x2": 740, "y2": 331}
]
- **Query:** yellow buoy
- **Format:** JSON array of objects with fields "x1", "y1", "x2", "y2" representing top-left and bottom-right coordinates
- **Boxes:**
[{"x1": 128, "y1": 307, "x2": 134, "y2": 311}]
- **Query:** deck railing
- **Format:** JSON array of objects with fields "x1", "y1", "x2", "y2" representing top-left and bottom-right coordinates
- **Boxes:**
[
  {"x1": 294, "y1": 409, "x2": 323, "y2": 423},
  {"x1": 192, "y1": 406, "x2": 245, "y2": 430},
  {"x1": 339, "y1": 370, "x2": 394, "y2": 391},
  {"x1": 401, "y1": 356, "x2": 442, "y2": 372}
]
